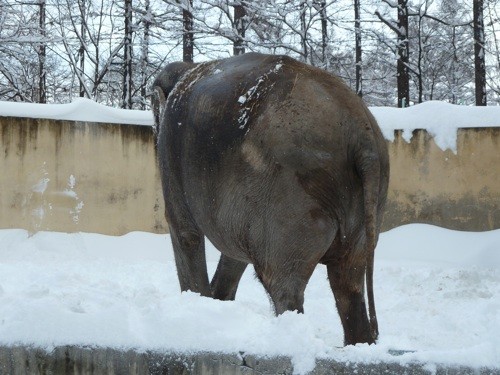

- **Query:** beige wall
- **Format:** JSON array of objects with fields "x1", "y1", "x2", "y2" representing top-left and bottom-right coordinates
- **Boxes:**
[
  {"x1": 0, "y1": 117, "x2": 167, "y2": 235},
  {"x1": 0, "y1": 116, "x2": 498, "y2": 235},
  {"x1": 384, "y1": 128, "x2": 499, "y2": 231}
]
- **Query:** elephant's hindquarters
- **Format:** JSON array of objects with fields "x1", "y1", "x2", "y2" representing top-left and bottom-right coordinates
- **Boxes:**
[{"x1": 183, "y1": 141, "x2": 339, "y2": 269}]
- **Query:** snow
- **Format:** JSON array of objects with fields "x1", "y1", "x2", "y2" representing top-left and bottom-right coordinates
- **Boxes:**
[
  {"x1": 0, "y1": 225, "x2": 498, "y2": 374},
  {"x1": 237, "y1": 61, "x2": 283, "y2": 130},
  {"x1": 0, "y1": 98, "x2": 153, "y2": 126},
  {"x1": 169, "y1": 61, "x2": 218, "y2": 109},
  {"x1": 1, "y1": 99, "x2": 499, "y2": 152},
  {"x1": 370, "y1": 101, "x2": 500, "y2": 153},
  {"x1": 32, "y1": 177, "x2": 50, "y2": 194}
]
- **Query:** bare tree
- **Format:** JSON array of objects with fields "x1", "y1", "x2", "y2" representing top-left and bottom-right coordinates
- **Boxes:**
[
  {"x1": 139, "y1": 0, "x2": 151, "y2": 109},
  {"x1": 162, "y1": 0, "x2": 193, "y2": 62},
  {"x1": 1, "y1": 0, "x2": 499, "y2": 107},
  {"x1": 52, "y1": 0, "x2": 90, "y2": 98},
  {"x1": 299, "y1": 1, "x2": 308, "y2": 62},
  {"x1": 314, "y1": 0, "x2": 328, "y2": 67},
  {"x1": 233, "y1": 1, "x2": 246, "y2": 55},
  {"x1": 78, "y1": 0, "x2": 86, "y2": 98},
  {"x1": 122, "y1": 0, "x2": 133, "y2": 108},
  {"x1": 182, "y1": 0, "x2": 194, "y2": 62},
  {"x1": 485, "y1": 0, "x2": 500, "y2": 102},
  {"x1": 473, "y1": 0, "x2": 486, "y2": 105},
  {"x1": 0, "y1": 0, "x2": 47, "y2": 101},
  {"x1": 354, "y1": 0, "x2": 362, "y2": 97},
  {"x1": 376, "y1": 0, "x2": 410, "y2": 107},
  {"x1": 37, "y1": 0, "x2": 46, "y2": 103},
  {"x1": 410, "y1": 0, "x2": 432, "y2": 104}
]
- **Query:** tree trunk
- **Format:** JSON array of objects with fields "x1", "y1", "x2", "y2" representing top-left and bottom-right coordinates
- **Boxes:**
[
  {"x1": 312, "y1": 0, "x2": 328, "y2": 67},
  {"x1": 473, "y1": 0, "x2": 487, "y2": 106},
  {"x1": 79, "y1": 0, "x2": 86, "y2": 98},
  {"x1": 183, "y1": 0, "x2": 194, "y2": 63},
  {"x1": 451, "y1": 26, "x2": 458, "y2": 104},
  {"x1": 299, "y1": 1, "x2": 308, "y2": 63},
  {"x1": 397, "y1": 0, "x2": 409, "y2": 107},
  {"x1": 122, "y1": 0, "x2": 133, "y2": 109},
  {"x1": 233, "y1": 1, "x2": 246, "y2": 55},
  {"x1": 416, "y1": 12, "x2": 423, "y2": 103},
  {"x1": 38, "y1": 0, "x2": 46, "y2": 103},
  {"x1": 354, "y1": 0, "x2": 362, "y2": 97},
  {"x1": 140, "y1": 0, "x2": 150, "y2": 109}
]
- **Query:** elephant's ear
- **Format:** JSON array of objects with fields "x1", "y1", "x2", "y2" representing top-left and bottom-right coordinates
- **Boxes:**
[{"x1": 152, "y1": 86, "x2": 166, "y2": 136}]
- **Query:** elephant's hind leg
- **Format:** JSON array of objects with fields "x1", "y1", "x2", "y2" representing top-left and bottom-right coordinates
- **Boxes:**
[
  {"x1": 169, "y1": 220, "x2": 211, "y2": 297},
  {"x1": 326, "y1": 257, "x2": 374, "y2": 345},
  {"x1": 211, "y1": 254, "x2": 248, "y2": 300}
]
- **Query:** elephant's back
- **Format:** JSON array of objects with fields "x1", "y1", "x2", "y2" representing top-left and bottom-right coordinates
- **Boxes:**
[{"x1": 165, "y1": 53, "x2": 369, "y2": 165}]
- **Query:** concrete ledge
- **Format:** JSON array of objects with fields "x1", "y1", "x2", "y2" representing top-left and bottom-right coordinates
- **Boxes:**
[{"x1": 0, "y1": 346, "x2": 498, "y2": 375}]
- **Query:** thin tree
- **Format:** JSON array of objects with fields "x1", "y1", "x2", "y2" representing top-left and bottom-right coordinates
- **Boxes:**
[
  {"x1": 182, "y1": 0, "x2": 194, "y2": 62},
  {"x1": 299, "y1": 1, "x2": 308, "y2": 62},
  {"x1": 396, "y1": 0, "x2": 409, "y2": 107},
  {"x1": 376, "y1": 0, "x2": 410, "y2": 107},
  {"x1": 233, "y1": 1, "x2": 246, "y2": 55},
  {"x1": 313, "y1": 0, "x2": 328, "y2": 68},
  {"x1": 486, "y1": 0, "x2": 500, "y2": 101},
  {"x1": 38, "y1": 0, "x2": 46, "y2": 103},
  {"x1": 473, "y1": 0, "x2": 486, "y2": 105},
  {"x1": 140, "y1": 0, "x2": 151, "y2": 109},
  {"x1": 354, "y1": 0, "x2": 362, "y2": 97},
  {"x1": 78, "y1": 0, "x2": 86, "y2": 97},
  {"x1": 122, "y1": 0, "x2": 133, "y2": 109}
]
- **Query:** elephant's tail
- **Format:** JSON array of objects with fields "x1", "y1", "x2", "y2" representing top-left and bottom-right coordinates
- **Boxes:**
[{"x1": 355, "y1": 144, "x2": 381, "y2": 343}]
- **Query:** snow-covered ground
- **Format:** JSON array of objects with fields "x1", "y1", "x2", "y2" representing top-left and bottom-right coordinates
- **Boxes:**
[{"x1": 0, "y1": 225, "x2": 498, "y2": 374}]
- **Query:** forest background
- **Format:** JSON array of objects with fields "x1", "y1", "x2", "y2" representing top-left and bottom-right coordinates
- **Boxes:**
[{"x1": 1, "y1": 0, "x2": 499, "y2": 109}]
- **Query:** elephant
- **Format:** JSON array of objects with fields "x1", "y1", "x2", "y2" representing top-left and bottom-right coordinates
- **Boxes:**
[{"x1": 152, "y1": 52, "x2": 389, "y2": 346}]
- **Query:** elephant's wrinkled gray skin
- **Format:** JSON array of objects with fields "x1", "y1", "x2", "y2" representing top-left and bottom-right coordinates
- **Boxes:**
[{"x1": 153, "y1": 53, "x2": 389, "y2": 346}]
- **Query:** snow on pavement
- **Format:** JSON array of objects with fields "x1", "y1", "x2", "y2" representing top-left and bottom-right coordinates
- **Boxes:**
[{"x1": 0, "y1": 224, "x2": 498, "y2": 374}]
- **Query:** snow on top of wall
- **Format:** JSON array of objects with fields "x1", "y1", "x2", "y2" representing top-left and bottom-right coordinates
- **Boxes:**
[
  {"x1": 0, "y1": 98, "x2": 153, "y2": 126},
  {"x1": 1, "y1": 99, "x2": 499, "y2": 152},
  {"x1": 370, "y1": 101, "x2": 500, "y2": 153}
]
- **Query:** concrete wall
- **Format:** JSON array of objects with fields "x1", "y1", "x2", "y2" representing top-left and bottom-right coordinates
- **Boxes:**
[
  {"x1": 0, "y1": 116, "x2": 498, "y2": 235},
  {"x1": 384, "y1": 128, "x2": 499, "y2": 231},
  {"x1": 0, "y1": 117, "x2": 166, "y2": 235},
  {"x1": 1, "y1": 346, "x2": 498, "y2": 375}
]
